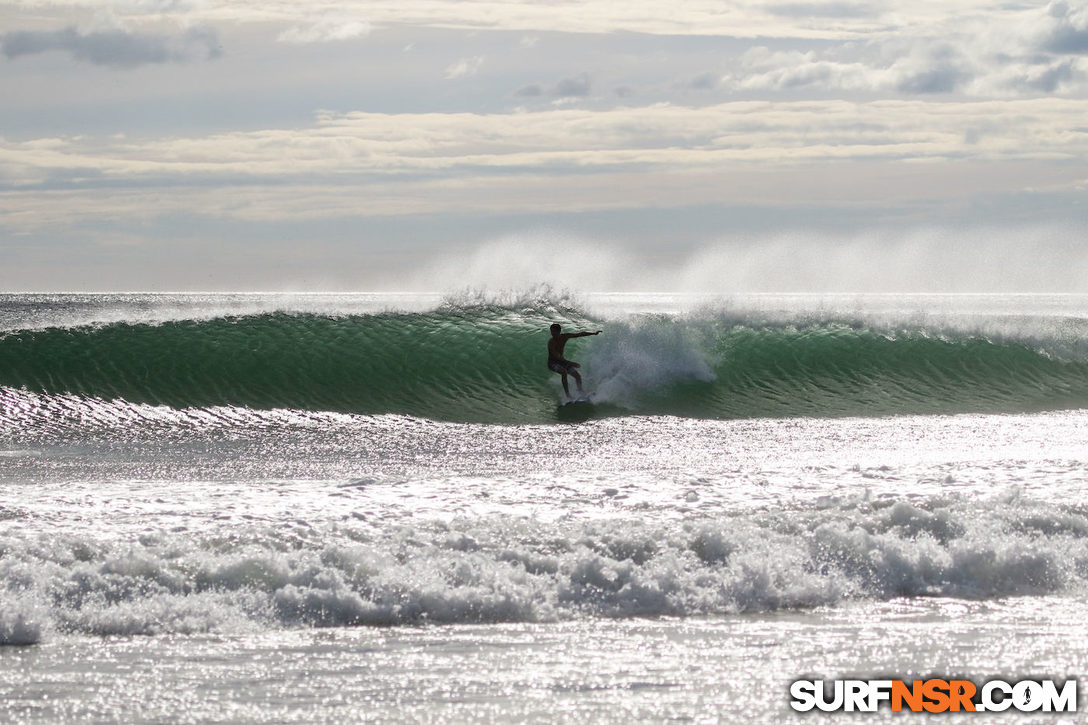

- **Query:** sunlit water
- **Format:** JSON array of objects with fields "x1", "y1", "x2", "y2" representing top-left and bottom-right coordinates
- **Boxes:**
[{"x1": 3, "y1": 293, "x2": 1088, "y2": 723}]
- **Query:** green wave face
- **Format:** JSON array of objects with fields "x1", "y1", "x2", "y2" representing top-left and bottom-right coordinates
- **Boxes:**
[{"x1": 4, "y1": 306, "x2": 1088, "y2": 424}]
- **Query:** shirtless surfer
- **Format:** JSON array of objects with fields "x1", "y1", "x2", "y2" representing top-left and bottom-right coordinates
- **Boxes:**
[{"x1": 548, "y1": 323, "x2": 601, "y2": 399}]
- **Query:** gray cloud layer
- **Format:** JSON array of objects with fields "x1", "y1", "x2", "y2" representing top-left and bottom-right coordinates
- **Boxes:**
[
  {"x1": 1, "y1": 26, "x2": 221, "y2": 68},
  {"x1": 516, "y1": 73, "x2": 592, "y2": 99}
]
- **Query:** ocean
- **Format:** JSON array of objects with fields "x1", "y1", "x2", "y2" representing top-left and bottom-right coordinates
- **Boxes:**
[{"x1": 2, "y1": 290, "x2": 1088, "y2": 723}]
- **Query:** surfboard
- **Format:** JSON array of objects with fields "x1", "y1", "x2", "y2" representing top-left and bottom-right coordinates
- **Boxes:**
[{"x1": 560, "y1": 391, "x2": 596, "y2": 407}]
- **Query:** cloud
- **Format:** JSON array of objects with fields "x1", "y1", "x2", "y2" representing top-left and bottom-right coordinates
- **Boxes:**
[
  {"x1": 689, "y1": 72, "x2": 719, "y2": 89},
  {"x1": 553, "y1": 73, "x2": 591, "y2": 97},
  {"x1": 109, "y1": 0, "x2": 201, "y2": 12},
  {"x1": 515, "y1": 73, "x2": 592, "y2": 99},
  {"x1": 444, "y1": 55, "x2": 484, "y2": 79},
  {"x1": 1041, "y1": 1, "x2": 1088, "y2": 54},
  {"x1": 720, "y1": 3, "x2": 1088, "y2": 98},
  {"x1": 730, "y1": 41, "x2": 979, "y2": 95},
  {"x1": 1018, "y1": 58, "x2": 1078, "y2": 92},
  {"x1": 730, "y1": 47, "x2": 877, "y2": 92},
  {"x1": 891, "y1": 44, "x2": 973, "y2": 94},
  {"x1": 10, "y1": 0, "x2": 893, "y2": 39},
  {"x1": 766, "y1": 2, "x2": 877, "y2": 19},
  {"x1": 515, "y1": 84, "x2": 543, "y2": 97},
  {"x1": 5, "y1": 99, "x2": 1088, "y2": 192},
  {"x1": 0, "y1": 25, "x2": 221, "y2": 67},
  {"x1": 276, "y1": 16, "x2": 371, "y2": 44}
]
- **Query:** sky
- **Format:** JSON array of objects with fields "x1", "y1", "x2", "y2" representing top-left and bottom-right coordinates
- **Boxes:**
[{"x1": 2, "y1": 0, "x2": 1088, "y2": 292}]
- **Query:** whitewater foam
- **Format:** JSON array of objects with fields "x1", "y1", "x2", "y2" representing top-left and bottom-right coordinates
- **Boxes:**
[
  {"x1": 0, "y1": 596, "x2": 44, "y2": 646},
  {"x1": 586, "y1": 314, "x2": 718, "y2": 409},
  {"x1": 3, "y1": 495, "x2": 1087, "y2": 643}
]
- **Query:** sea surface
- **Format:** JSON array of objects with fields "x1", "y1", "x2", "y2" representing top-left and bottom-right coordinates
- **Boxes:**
[{"x1": 3, "y1": 291, "x2": 1088, "y2": 723}]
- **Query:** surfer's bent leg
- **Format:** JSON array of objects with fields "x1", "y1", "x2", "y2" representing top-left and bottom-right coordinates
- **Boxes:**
[{"x1": 550, "y1": 360, "x2": 575, "y2": 397}]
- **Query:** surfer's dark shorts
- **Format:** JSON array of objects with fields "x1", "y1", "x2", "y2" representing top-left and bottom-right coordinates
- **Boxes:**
[{"x1": 548, "y1": 360, "x2": 575, "y2": 374}]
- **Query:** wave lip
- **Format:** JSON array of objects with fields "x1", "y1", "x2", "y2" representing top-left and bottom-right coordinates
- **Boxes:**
[{"x1": 3, "y1": 304, "x2": 1088, "y2": 426}]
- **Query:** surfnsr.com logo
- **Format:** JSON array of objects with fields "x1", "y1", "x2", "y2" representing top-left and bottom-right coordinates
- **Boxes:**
[{"x1": 790, "y1": 678, "x2": 1077, "y2": 713}]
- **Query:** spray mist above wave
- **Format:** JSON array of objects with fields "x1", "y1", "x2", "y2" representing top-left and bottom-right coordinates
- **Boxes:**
[
  {"x1": 436, "y1": 284, "x2": 587, "y2": 316},
  {"x1": 0, "y1": 292, "x2": 455, "y2": 334},
  {"x1": 411, "y1": 226, "x2": 1088, "y2": 295},
  {"x1": 3, "y1": 494, "x2": 1087, "y2": 643},
  {"x1": 0, "y1": 285, "x2": 581, "y2": 334}
]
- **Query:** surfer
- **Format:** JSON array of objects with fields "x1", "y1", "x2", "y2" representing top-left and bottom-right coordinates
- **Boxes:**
[{"x1": 548, "y1": 323, "x2": 601, "y2": 399}]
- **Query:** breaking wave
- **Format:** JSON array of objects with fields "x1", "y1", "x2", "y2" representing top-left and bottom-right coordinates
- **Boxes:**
[{"x1": 3, "y1": 298, "x2": 1088, "y2": 426}]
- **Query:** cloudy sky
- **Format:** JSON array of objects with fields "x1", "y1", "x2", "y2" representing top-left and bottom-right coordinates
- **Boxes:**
[{"x1": 3, "y1": 0, "x2": 1088, "y2": 291}]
